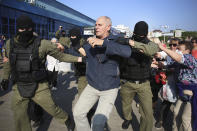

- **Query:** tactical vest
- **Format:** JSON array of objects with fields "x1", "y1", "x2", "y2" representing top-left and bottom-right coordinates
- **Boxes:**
[
  {"x1": 120, "y1": 49, "x2": 151, "y2": 80},
  {"x1": 69, "y1": 40, "x2": 86, "y2": 76},
  {"x1": 9, "y1": 37, "x2": 47, "y2": 83}
]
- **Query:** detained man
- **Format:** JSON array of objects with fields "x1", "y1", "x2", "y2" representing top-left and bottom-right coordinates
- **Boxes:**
[{"x1": 73, "y1": 16, "x2": 132, "y2": 131}]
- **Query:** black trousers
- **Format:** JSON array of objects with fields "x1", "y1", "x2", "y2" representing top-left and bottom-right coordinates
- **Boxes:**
[
  {"x1": 47, "y1": 68, "x2": 58, "y2": 87},
  {"x1": 28, "y1": 100, "x2": 43, "y2": 122},
  {"x1": 157, "y1": 100, "x2": 172, "y2": 122}
]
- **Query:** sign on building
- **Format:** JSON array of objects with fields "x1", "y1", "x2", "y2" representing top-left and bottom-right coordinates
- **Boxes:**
[
  {"x1": 174, "y1": 30, "x2": 183, "y2": 38},
  {"x1": 84, "y1": 27, "x2": 94, "y2": 36}
]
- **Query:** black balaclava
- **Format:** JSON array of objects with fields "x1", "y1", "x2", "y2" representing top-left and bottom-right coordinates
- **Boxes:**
[
  {"x1": 61, "y1": 30, "x2": 66, "y2": 37},
  {"x1": 16, "y1": 15, "x2": 34, "y2": 43},
  {"x1": 132, "y1": 21, "x2": 150, "y2": 44},
  {"x1": 69, "y1": 28, "x2": 81, "y2": 47}
]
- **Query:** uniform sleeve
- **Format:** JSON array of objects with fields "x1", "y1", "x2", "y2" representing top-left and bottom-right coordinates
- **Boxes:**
[
  {"x1": 133, "y1": 41, "x2": 160, "y2": 56},
  {"x1": 80, "y1": 38, "x2": 85, "y2": 46},
  {"x1": 2, "y1": 40, "x2": 11, "y2": 79},
  {"x1": 103, "y1": 40, "x2": 131, "y2": 58},
  {"x1": 59, "y1": 37, "x2": 70, "y2": 47},
  {"x1": 39, "y1": 40, "x2": 78, "y2": 62}
]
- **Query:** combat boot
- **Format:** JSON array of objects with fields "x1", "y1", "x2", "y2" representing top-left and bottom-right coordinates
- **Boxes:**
[
  {"x1": 122, "y1": 120, "x2": 131, "y2": 129},
  {"x1": 65, "y1": 116, "x2": 75, "y2": 131}
]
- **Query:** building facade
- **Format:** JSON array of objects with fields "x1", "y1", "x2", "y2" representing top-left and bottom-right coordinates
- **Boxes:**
[
  {"x1": 113, "y1": 25, "x2": 132, "y2": 38},
  {"x1": 0, "y1": 0, "x2": 95, "y2": 39}
]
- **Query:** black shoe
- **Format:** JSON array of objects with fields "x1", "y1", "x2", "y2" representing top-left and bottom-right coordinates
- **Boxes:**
[
  {"x1": 104, "y1": 122, "x2": 110, "y2": 131},
  {"x1": 65, "y1": 117, "x2": 75, "y2": 131},
  {"x1": 32, "y1": 120, "x2": 41, "y2": 128},
  {"x1": 122, "y1": 120, "x2": 131, "y2": 129},
  {"x1": 48, "y1": 83, "x2": 53, "y2": 89},
  {"x1": 155, "y1": 121, "x2": 162, "y2": 129},
  {"x1": 87, "y1": 108, "x2": 95, "y2": 126}
]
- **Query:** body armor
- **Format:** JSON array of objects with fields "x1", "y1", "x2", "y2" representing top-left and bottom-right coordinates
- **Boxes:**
[
  {"x1": 120, "y1": 48, "x2": 151, "y2": 80},
  {"x1": 9, "y1": 37, "x2": 47, "y2": 97}
]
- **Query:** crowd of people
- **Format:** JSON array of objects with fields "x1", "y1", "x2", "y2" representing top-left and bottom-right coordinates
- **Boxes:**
[
  {"x1": 0, "y1": 14, "x2": 197, "y2": 131},
  {"x1": 0, "y1": 35, "x2": 6, "y2": 60}
]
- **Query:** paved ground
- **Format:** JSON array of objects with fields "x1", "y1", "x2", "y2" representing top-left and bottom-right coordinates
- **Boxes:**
[{"x1": 0, "y1": 60, "x2": 173, "y2": 131}]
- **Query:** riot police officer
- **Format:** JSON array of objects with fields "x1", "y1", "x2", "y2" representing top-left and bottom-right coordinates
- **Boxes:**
[
  {"x1": 0, "y1": 15, "x2": 82, "y2": 131},
  {"x1": 67, "y1": 28, "x2": 87, "y2": 95},
  {"x1": 55, "y1": 26, "x2": 71, "y2": 48},
  {"x1": 120, "y1": 21, "x2": 160, "y2": 131}
]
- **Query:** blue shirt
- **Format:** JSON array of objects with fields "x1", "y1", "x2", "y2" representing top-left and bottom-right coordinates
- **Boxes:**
[{"x1": 83, "y1": 35, "x2": 131, "y2": 91}]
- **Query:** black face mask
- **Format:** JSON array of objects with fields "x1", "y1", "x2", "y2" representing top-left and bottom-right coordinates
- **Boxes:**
[
  {"x1": 132, "y1": 34, "x2": 150, "y2": 44},
  {"x1": 62, "y1": 34, "x2": 66, "y2": 37},
  {"x1": 18, "y1": 30, "x2": 33, "y2": 43},
  {"x1": 132, "y1": 34, "x2": 145, "y2": 42},
  {"x1": 70, "y1": 38, "x2": 80, "y2": 46}
]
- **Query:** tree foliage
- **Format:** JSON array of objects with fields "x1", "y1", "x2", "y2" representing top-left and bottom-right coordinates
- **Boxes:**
[
  {"x1": 159, "y1": 36, "x2": 170, "y2": 43},
  {"x1": 182, "y1": 31, "x2": 197, "y2": 39}
]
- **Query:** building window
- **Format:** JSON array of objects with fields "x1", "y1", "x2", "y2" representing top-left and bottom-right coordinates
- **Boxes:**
[{"x1": 1, "y1": 17, "x2": 8, "y2": 36}]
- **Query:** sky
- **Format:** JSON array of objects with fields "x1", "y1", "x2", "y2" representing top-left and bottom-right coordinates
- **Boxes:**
[{"x1": 57, "y1": 0, "x2": 197, "y2": 31}]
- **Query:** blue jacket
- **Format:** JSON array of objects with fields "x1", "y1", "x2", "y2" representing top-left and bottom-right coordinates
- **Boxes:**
[{"x1": 83, "y1": 35, "x2": 131, "y2": 91}]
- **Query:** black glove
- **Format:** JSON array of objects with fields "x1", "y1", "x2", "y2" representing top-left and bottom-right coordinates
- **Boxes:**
[
  {"x1": 0, "y1": 79, "x2": 9, "y2": 91},
  {"x1": 75, "y1": 44, "x2": 81, "y2": 51},
  {"x1": 82, "y1": 57, "x2": 86, "y2": 63},
  {"x1": 115, "y1": 37, "x2": 130, "y2": 45},
  {"x1": 64, "y1": 45, "x2": 69, "y2": 53}
]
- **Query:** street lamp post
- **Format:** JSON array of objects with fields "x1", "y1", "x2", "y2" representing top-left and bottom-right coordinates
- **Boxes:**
[{"x1": 161, "y1": 25, "x2": 169, "y2": 43}]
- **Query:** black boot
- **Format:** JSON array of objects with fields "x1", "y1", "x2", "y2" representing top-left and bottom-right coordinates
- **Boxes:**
[
  {"x1": 104, "y1": 122, "x2": 110, "y2": 131},
  {"x1": 48, "y1": 83, "x2": 53, "y2": 89},
  {"x1": 65, "y1": 117, "x2": 75, "y2": 131},
  {"x1": 155, "y1": 121, "x2": 162, "y2": 129},
  {"x1": 32, "y1": 120, "x2": 40, "y2": 128},
  {"x1": 122, "y1": 120, "x2": 131, "y2": 129},
  {"x1": 87, "y1": 108, "x2": 96, "y2": 126}
]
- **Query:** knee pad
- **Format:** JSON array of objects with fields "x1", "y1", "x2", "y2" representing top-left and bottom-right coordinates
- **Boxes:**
[{"x1": 92, "y1": 114, "x2": 107, "y2": 131}]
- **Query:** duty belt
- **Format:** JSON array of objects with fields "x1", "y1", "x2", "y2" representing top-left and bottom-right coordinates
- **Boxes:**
[{"x1": 129, "y1": 79, "x2": 148, "y2": 84}]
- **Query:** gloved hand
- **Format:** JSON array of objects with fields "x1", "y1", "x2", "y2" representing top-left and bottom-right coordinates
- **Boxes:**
[
  {"x1": 82, "y1": 57, "x2": 86, "y2": 63},
  {"x1": 0, "y1": 79, "x2": 9, "y2": 91},
  {"x1": 115, "y1": 37, "x2": 130, "y2": 45}
]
